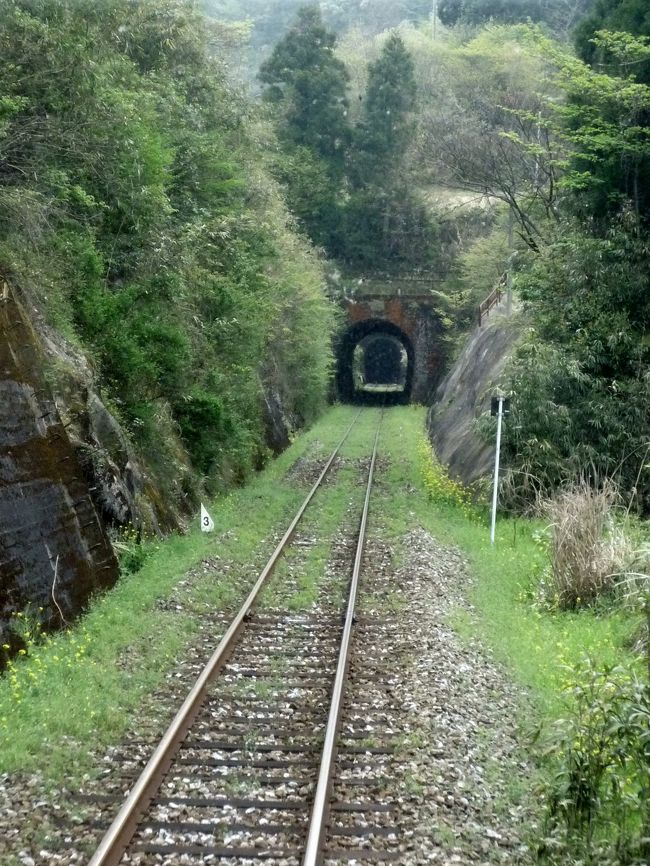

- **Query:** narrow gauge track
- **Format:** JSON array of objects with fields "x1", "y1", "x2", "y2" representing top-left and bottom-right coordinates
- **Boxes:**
[{"x1": 84, "y1": 409, "x2": 401, "y2": 866}]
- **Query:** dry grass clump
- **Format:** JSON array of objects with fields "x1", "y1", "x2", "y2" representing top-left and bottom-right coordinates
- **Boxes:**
[{"x1": 543, "y1": 481, "x2": 632, "y2": 610}]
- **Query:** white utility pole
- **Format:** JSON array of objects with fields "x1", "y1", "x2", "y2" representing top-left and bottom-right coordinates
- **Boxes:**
[
  {"x1": 490, "y1": 396, "x2": 505, "y2": 545},
  {"x1": 432, "y1": 0, "x2": 438, "y2": 39}
]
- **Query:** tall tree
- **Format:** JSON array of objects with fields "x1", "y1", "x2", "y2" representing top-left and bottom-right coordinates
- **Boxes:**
[
  {"x1": 258, "y1": 4, "x2": 350, "y2": 253},
  {"x1": 351, "y1": 32, "x2": 417, "y2": 186},
  {"x1": 259, "y1": 4, "x2": 350, "y2": 178},
  {"x1": 344, "y1": 32, "x2": 436, "y2": 270}
]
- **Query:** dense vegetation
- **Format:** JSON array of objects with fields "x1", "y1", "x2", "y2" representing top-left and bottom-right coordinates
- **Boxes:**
[
  {"x1": 249, "y1": 2, "x2": 650, "y2": 517},
  {"x1": 496, "y1": 24, "x2": 650, "y2": 511},
  {"x1": 205, "y1": 0, "x2": 434, "y2": 70},
  {"x1": 2, "y1": 0, "x2": 647, "y2": 516},
  {"x1": 2, "y1": 2, "x2": 650, "y2": 862},
  {"x1": 258, "y1": 7, "x2": 438, "y2": 271},
  {"x1": 0, "y1": 0, "x2": 335, "y2": 508}
]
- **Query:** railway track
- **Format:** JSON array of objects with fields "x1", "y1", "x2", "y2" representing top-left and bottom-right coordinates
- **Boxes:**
[{"x1": 85, "y1": 409, "x2": 402, "y2": 866}]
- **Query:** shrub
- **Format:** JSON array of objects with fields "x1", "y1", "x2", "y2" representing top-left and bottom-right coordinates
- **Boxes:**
[
  {"x1": 111, "y1": 523, "x2": 157, "y2": 576},
  {"x1": 418, "y1": 436, "x2": 479, "y2": 517},
  {"x1": 539, "y1": 659, "x2": 650, "y2": 864},
  {"x1": 542, "y1": 482, "x2": 632, "y2": 610}
]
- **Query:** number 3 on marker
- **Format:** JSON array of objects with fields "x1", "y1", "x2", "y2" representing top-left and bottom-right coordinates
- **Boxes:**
[{"x1": 200, "y1": 504, "x2": 214, "y2": 533}]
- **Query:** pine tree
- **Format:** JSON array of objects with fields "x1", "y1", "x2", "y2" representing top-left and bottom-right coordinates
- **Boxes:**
[
  {"x1": 344, "y1": 32, "x2": 436, "y2": 271},
  {"x1": 351, "y1": 32, "x2": 417, "y2": 187},
  {"x1": 259, "y1": 5, "x2": 350, "y2": 179}
]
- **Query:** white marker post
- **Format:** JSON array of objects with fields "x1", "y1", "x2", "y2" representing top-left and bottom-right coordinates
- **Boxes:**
[
  {"x1": 200, "y1": 503, "x2": 214, "y2": 533},
  {"x1": 490, "y1": 396, "x2": 507, "y2": 545}
]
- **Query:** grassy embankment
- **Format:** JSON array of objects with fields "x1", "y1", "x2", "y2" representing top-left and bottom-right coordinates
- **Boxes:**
[
  {"x1": 0, "y1": 407, "x2": 374, "y2": 778},
  {"x1": 380, "y1": 408, "x2": 640, "y2": 720},
  {"x1": 0, "y1": 405, "x2": 640, "y2": 782}
]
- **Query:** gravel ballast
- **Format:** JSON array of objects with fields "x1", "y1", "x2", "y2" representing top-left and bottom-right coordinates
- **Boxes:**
[
  {"x1": 385, "y1": 528, "x2": 536, "y2": 864},
  {"x1": 0, "y1": 522, "x2": 536, "y2": 865}
]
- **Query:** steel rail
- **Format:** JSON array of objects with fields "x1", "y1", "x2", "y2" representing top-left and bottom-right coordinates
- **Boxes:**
[
  {"x1": 87, "y1": 411, "x2": 361, "y2": 866},
  {"x1": 302, "y1": 411, "x2": 383, "y2": 866}
]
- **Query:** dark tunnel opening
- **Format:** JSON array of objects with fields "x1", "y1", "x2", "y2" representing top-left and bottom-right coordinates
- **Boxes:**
[{"x1": 335, "y1": 320, "x2": 414, "y2": 405}]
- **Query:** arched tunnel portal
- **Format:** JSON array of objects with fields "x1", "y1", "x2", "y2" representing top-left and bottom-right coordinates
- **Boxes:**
[{"x1": 336, "y1": 319, "x2": 414, "y2": 405}]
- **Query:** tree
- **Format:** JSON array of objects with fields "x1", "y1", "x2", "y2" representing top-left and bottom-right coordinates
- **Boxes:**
[
  {"x1": 572, "y1": 7, "x2": 650, "y2": 221},
  {"x1": 417, "y1": 26, "x2": 562, "y2": 249},
  {"x1": 342, "y1": 32, "x2": 437, "y2": 270},
  {"x1": 438, "y1": 0, "x2": 594, "y2": 35},
  {"x1": 497, "y1": 31, "x2": 650, "y2": 507},
  {"x1": 535, "y1": 29, "x2": 650, "y2": 222},
  {"x1": 350, "y1": 32, "x2": 417, "y2": 186},
  {"x1": 503, "y1": 215, "x2": 650, "y2": 506},
  {"x1": 575, "y1": 0, "x2": 650, "y2": 83},
  {"x1": 257, "y1": 4, "x2": 351, "y2": 253},
  {"x1": 259, "y1": 5, "x2": 350, "y2": 178},
  {"x1": 438, "y1": 0, "x2": 545, "y2": 26}
]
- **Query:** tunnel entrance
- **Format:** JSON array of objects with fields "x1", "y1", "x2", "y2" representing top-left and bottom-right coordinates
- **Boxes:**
[{"x1": 336, "y1": 320, "x2": 414, "y2": 405}]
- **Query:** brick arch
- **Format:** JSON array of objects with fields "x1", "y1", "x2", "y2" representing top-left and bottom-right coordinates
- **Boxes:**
[
  {"x1": 336, "y1": 319, "x2": 414, "y2": 404},
  {"x1": 338, "y1": 293, "x2": 444, "y2": 402}
]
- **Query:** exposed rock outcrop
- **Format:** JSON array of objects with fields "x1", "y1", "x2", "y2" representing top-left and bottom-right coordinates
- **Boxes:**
[
  {"x1": 0, "y1": 276, "x2": 310, "y2": 650},
  {"x1": 428, "y1": 313, "x2": 525, "y2": 486},
  {"x1": 0, "y1": 281, "x2": 119, "y2": 649}
]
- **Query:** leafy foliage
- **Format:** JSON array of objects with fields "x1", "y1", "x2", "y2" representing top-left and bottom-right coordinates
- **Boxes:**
[
  {"x1": 576, "y1": 0, "x2": 650, "y2": 84},
  {"x1": 438, "y1": 0, "x2": 594, "y2": 36},
  {"x1": 535, "y1": 28, "x2": 650, "y2": 222},
  {"x1": 418, "y1": 435, "x2": 480, "y2": 517},
  {"x1": 416, "y1": 25, "x2": 562, "y2": 249},
  {"x1": 503, "y1": 217, "x2": 650, "y2": 509},
  {"x1": 0, "y1": 0, "x2": 335, "y2": 505},
  {"x1": 470, "y1": 28, "x2": 650, "y2": 512},
  {"x1": 539, "y1": 659, "x2": 650, "y2": 864}
]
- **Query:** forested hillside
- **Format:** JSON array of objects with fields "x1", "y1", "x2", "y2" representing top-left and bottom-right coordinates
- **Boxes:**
[
  {"x1": 205, "y1": 0, "x2": 434, "y2": 72},
  {"x1": 235, "y1": 0, "x2": 650, "y2": 511},
  {"x1": 2, "y1": 0, "x2": 648, "y2": 517},
  {"x1": 0, "y1": 0, "x2": 335, "y2": 521}
]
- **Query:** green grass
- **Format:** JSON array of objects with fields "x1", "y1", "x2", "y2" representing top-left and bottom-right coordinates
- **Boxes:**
[
  {"x1": 0, "y1": 402, "x2": 641, "y2": 784},
  {"x1": 0, "y1": 405, "x2": 361, "y2": 778},
  {"x1": 375, "y1": 405, "x2": 641, "y2": 722},
  {"x1": 261, "y1": 411, "x2": 380, "y2": 611},
  {"x1": 259, "y1": 463, "x2": 357, "y2": 610}
]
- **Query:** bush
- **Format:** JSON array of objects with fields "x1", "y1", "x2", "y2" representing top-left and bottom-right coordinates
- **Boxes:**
[
  {"x1": 542, "y1": 482, "x2": 632, "y2": 610},
  {"x1": 539, "y1": 659, "x2": 650, "y2": 865},
  {"x1": 503, "y1": 219, "x2": 650, "y2": 512},
  {"x1": 418, "y1": 435, "x2": 479, "y2": 517}
]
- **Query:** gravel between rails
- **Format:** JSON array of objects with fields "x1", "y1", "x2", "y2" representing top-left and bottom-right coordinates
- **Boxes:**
[
  {"x1": 376, "y1": 527, "x2": 537, "y2": 865},
  {"x1": 0, "y1": 516, "x2": 537, "y2": 866}
]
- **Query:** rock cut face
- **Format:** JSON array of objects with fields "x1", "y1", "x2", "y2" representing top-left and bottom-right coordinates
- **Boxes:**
[
  {"x1": 428, "y1": 315, "x2": 524, "y2": 486},
  {"x1": 0, "y1": 281, "x2": 118, "y2": 657}
]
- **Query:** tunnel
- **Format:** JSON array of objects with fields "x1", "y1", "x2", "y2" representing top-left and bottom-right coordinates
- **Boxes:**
[{"x1": 335, "y1": 319, "x2": 414, "y2": 405}]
